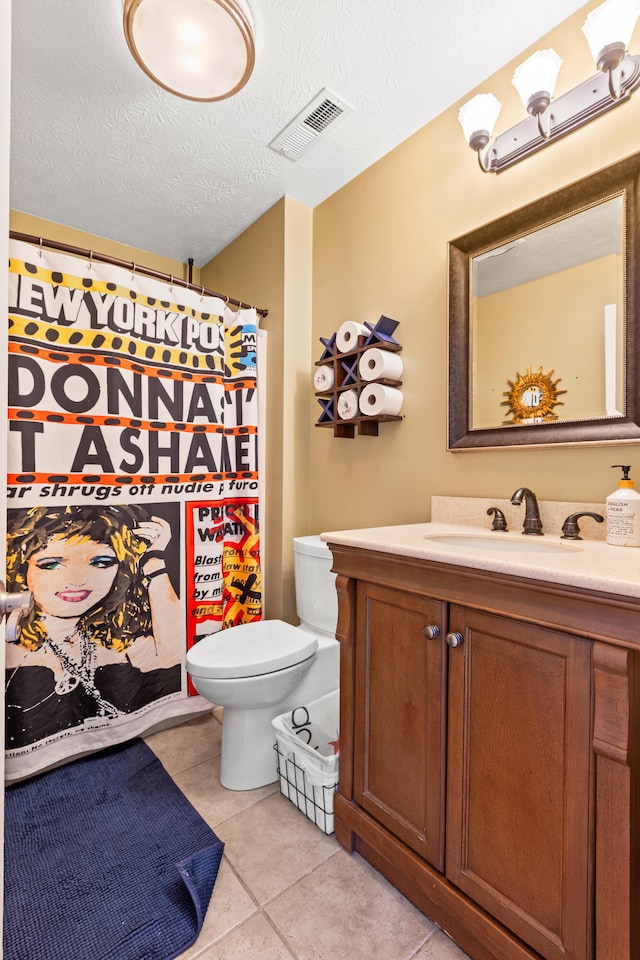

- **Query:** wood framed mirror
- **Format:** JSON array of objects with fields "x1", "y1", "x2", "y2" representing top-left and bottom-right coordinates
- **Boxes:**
[{"x1": 448, "y1": 153, "x2": 640, "y2": 449}]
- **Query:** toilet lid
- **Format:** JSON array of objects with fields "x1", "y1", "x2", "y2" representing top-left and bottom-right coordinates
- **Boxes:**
[{"x1": 186, "y1": 620, "x2": 318, "y2": 679}]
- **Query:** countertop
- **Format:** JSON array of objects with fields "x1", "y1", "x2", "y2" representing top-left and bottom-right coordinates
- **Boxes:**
[{"x1": 320, "y1": 521, "x2": 640, "y2": 600}]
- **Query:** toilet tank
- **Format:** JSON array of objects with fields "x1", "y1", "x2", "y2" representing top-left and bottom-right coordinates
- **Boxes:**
[{"x1": 293, "y1": 535, "x2": 338, "y2": 636}]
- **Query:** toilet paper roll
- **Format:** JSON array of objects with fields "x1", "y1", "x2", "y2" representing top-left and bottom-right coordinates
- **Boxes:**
[
  {"x1": 337, "y1": 389, "x2": 359, "y2": 420},
  {"x1": 359, "y1": 383, "x2": 403, "y2": 417},
  {"x1": 358, "y1": 348, "x2": 403, "y2": 382},
  {"x1": 314, "y1": 365, "x2": 335, "y2": 391},
  {"x1": 336, "y1": 321, "x2": 368, "y2": 353}
]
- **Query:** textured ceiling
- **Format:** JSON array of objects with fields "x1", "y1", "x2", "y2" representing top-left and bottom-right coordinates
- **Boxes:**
[{"x1": 10, "y1": 0, "x2": 590, "y2": 267}]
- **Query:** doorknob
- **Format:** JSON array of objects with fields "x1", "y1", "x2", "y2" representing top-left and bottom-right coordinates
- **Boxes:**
[
  {"x1": 446, "y1": 631, "x2": 464, "y2": 648},
  {"x1": 0, "y1": 581, "x2": 34, "y2": 644}
]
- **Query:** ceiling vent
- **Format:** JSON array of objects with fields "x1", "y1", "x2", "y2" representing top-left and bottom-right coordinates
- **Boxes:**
[{"x1": 269, "y1": 88, "x2": 353, "y2": 161}]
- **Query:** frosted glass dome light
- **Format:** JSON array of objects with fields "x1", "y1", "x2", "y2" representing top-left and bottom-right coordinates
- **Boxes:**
[{"x1": 123, "y1": 0, "x2": 255, "y2": 102}]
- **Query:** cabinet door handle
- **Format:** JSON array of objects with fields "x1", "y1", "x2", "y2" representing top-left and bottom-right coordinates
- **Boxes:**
[
  {"x1": 423, "y1": 624, "x2": 440, "y2": 639},
  {"x1": 446, "y1": 631, "x2": 464, "y2": 648}
]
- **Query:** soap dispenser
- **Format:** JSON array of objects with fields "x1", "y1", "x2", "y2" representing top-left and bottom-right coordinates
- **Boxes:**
[{"x1": 606, "y1": 465, "x2": 640, "y2": 546}]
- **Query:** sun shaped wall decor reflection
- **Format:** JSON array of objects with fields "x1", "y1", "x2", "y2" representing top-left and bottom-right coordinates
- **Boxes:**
[{"x1": 501, "y1": 366, "x2": 567, "y2": 425}]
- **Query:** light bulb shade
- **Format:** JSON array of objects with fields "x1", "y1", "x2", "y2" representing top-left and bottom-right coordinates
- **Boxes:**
[
  {"x1": 458, "y1": 93, "x2": 502, "y2": 146},
  {"x1": 582, "y1": 0, "x2": 640, "y2": 62},
  {"x1": 123, "y1": 0, "x2": 255, "y2": 102},
  {"x1": 512, "y1": 49, "x2": 563, "y2": 111}
]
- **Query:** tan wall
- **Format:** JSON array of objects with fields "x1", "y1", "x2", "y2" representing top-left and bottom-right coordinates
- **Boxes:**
[
  {"x1": 309, "y1": 2, "x2": 640, "y2": 535},
  {"x1": 9, "y1": 210, "x2": 196, "y2": 282},
  {"x1": 201, "y1": 197, "x2": 313, "y2": 623}
]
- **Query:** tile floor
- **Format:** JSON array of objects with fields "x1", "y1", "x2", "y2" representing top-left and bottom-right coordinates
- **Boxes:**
[{"x1": 144, "y1": 710, "x2": 471, "y2": 960}]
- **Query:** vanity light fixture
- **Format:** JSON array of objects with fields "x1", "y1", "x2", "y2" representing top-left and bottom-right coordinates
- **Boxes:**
[
  {"x1": 458, "y1": 0, "x2": 640, "y2": 172},
  {"x1": 511, "y1": 48, "x2": 563, "y2": 138},
  {"x1": 123, "y1": 0, "x2": 255, "y2": 102}
]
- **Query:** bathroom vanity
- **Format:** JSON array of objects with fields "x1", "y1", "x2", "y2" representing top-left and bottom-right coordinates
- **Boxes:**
[{"x1": 322, "y1": 521, "x2": 640, "y2": 960}]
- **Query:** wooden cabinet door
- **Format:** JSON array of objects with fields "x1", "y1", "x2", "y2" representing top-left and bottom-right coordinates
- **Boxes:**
[
  {"x1": 354, "y1": 581, "x2": 447, "y2": 869},
  {"x1": 446, "y1": 605, "x2": 593, "y2": 960}
]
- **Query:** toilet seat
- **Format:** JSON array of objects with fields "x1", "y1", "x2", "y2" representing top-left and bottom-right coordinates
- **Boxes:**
[{"x1": 187, "y1": 620, "x2": 318, "y2": 679}]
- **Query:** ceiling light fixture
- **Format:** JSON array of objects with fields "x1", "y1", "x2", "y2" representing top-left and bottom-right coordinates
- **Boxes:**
[
  {"x1": 458, "y1": 0, "x2": 640, "y2": 173},
  {"x1": 123, "y1": 0, "x2": 255, "y2": 102}
]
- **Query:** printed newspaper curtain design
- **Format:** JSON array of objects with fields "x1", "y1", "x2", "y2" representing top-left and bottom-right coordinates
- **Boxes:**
[{"x1": 5, "y1": 240, "x2": 262, "y2": 781}]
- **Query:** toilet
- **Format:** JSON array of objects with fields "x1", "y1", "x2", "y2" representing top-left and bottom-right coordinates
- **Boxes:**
[{"x1": 186, "y1": 535, "x2": 339, "y2": 791}]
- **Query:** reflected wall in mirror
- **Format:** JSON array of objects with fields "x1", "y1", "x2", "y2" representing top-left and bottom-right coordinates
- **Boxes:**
[
  {"x1": 448, "y1": 153, "x2": 640, "y2": 449},
  {"x1": 473, "y1": 198, "x2": 623, "y2": 428}
]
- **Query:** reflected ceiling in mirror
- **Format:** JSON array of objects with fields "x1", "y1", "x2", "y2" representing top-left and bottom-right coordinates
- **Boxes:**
[{"x1": 448, "y1": 153, "x2": 640, "y2": 449}]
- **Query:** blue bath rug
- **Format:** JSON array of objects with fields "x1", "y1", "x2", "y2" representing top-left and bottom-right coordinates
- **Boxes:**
[{"x1": 4, "y1": 738, "x2": 224, "y2": 960}]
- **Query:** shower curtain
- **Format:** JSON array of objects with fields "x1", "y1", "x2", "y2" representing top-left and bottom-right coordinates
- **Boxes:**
[{"x1": 5, "y1": 239, "x2": 261, "y2": 781}]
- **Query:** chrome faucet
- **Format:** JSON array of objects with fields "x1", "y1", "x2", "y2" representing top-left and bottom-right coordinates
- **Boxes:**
[{"x1": 510, "y1": 487, "x2": 543, "y2": 535}]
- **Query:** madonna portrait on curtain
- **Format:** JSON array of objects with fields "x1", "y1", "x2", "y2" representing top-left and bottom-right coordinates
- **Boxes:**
[{"x1": 5, "y1": 503, "x2": 183, "y2": 750}]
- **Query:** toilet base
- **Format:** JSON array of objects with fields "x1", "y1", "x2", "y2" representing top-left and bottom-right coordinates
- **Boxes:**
[
  {"x1": 219, "y1": 702, "x2": 286, "y2": 790},
  {"x1": 198, "y1": 631, "x2": 341, "y2": 791}
]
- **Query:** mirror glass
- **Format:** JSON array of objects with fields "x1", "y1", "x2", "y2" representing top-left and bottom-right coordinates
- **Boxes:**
[
  {"x1": 471, "y1": 197, "x2": 624, "y2": 430},
  {"x1": 448, "y1": 153, "x2": 640, "y2": 449}
]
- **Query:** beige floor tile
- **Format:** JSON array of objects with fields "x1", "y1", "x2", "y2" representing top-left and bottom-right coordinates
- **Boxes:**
[
  {"x1": 153, "y1": 706, "x2": 465, "y2": 960},
  {"x1": 415, "y1": 929, "x2": 471, "y2": 959},
  {"x1": 172, "y1": 756, "x2": 279, "y2": 829},
  {"x1": 145, "y1": 711, "x2": 221, "y2": 776},
  {"x1": 193, "y1": 913, "x2": 296, "y2": 960},
  {"x1": 265, "y1": 849, "x2": 435, "y2": 960},
  {"x1": 216, "y1": 792, "x2": 339, "y2": 904},
  {"x1": 176, "y1": 860, "x2": 259, "y2": 959}
]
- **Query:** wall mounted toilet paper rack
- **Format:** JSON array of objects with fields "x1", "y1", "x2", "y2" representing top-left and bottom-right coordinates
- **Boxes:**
[{"x1": 314, "y1": 317, "x2": 403, "y2": 438}]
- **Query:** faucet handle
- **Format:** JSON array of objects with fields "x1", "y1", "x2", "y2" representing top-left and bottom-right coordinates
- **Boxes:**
[
  {"x1": 561, "y1": 512, "x2": 604, "y2": 540},
  {"x1": 487, "y1": 507, "x2": 508, "y2": 531}
]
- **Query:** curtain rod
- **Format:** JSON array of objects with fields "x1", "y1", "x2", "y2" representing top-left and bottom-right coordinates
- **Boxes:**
[{"x1": 9, "y1": 231, "x2": 269, "y2": 318}]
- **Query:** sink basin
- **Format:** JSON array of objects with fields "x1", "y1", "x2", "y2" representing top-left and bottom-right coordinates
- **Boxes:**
[{"x1": 423, "y1": 534, "x2": 578, "y2": 555}]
